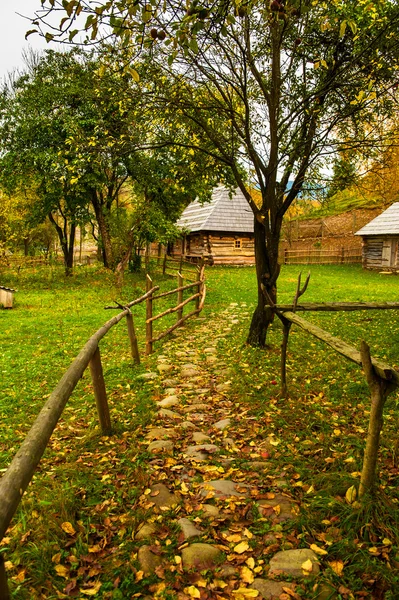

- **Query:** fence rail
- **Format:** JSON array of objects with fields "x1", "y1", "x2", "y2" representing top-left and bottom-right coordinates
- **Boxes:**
[
  {"x1": 0, "y1": 267, "x2": 206, "y2": 598},
  {"x1": 263, "y1": 274, "x2": 399, "y2": 502},
  {"x1": 280, "y1": 247, "x2": 362, "y2": 265}
]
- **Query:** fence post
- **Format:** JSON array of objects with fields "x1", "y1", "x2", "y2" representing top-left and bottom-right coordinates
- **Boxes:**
[
  {"x1": 89, "y1": 346, "x2": 112, "y2": 435},
  {"x1": 0, "y1": 556, "x2": 10, "y2": 600},
  {"x1": 162, "y1": 252, "x2": 167, "y2": 275},
  {"x1": 177, "y1": 272, "x2": 184, "y2": 324},
  {"x1": 126, "y1": 312, "x2": 140, "y2": 365},
  {"x1": 146, "y1": 274, "x2": 153, "y2": 355},
  {"x1": 284, "y1": 248, "x2": 288, "y2": 265},
  {"x1": 179, "y1": 254, "x2": 183, "y2": 273},
  {"x1": 145, "y1": 243, "x2": 150, "y2": 273},
  {"x1": 196, "y1": 261, "x2": 204, "y2": 312},
  {"x1": 157, "y1": 243, "x2": 162, "y2": 266}
]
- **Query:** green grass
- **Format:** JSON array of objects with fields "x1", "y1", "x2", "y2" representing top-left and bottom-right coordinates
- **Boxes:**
[{"x1": 0, "y1": 262, "x2": 399, "y2": 597}]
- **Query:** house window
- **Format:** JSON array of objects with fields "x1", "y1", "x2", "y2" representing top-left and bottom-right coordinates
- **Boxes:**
[{"x1": 234, "y1": 240, "x2": 242, "y2": 249}]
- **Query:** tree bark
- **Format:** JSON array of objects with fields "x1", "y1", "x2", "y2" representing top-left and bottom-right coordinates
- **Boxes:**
[
  {"x1": 90, "y1": 190, "x2": 115, "y2": 270},
  {"x1": 247, "y1": 217, "x2": 278, "y2": 346},
  {"x1": 48, "y1": 213, "x2": 76, "y2": 276}
]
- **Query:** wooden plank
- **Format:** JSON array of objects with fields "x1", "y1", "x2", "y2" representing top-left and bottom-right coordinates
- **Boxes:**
[
  {"x1": 177, "y1": 273, "x2": 183, "y2": 324},
  {"x1": 147, "y1": 292, "x2": 200, "y2": 323},
  {"x1": 146, "y1": 275, "x2": 153, "y2": 355},
  {"x1": 89, "y1": 346, "x2": 112, "y2": 435},
  {"x1": 282, "y1": 311, "x2": 399, "y2": 385},
  {"x1": 126, "y1": 313, "x2": 140, "y2": 365},
  {"x1": 273, "y1": 302, "x2": 399, "y2": 312}
]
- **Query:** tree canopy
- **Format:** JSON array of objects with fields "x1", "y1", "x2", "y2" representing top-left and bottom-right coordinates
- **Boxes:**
[{"x1": 28, "y1": 0, "x2": 399, "y2": 342}]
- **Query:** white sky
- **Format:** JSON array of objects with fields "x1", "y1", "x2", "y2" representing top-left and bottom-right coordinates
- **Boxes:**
[{"x1": 0, "y1": 1, "x2": 55, "y2": 81}]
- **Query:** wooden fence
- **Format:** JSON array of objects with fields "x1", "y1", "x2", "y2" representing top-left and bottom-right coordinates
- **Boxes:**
[
  {"x1": 280, "y1": 248, "x2": 362, "y2": 265},
  {"x1": 263, "y1": 275, "x2": 399, "y2": 500},
  {"x1": 0, "y1": 267, "x2": 206, "y2": 598},
  {"x1": 161, "y1": 253, "x2": 200, "y2": 281}
]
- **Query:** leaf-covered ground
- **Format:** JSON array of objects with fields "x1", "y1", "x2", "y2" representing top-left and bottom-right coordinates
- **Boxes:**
[{"x1": 1, "y1": 264, "x2": 399, "y2": 599}]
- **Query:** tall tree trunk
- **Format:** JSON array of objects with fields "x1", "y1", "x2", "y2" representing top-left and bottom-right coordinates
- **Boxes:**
[
  {"x1": 48, "y1": 213, "x2": 75, "y2": 276},
  {"x1": 90, "y1": 191, "x2": 115, "y2": 270},
  {"x1": 247, "y1": 216, "x2": 280, "y2": 347}
]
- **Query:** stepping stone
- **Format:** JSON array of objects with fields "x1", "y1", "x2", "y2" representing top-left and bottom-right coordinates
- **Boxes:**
[
  {"x1": 258, "y1": 494, "x2": 297, "y2": 522},
  {"x1": 138, "y1": 545, "x2": 162, "y2": 575},
  {"x1": 215, "y1": 383, "x2": 231, "y2": 393},
  {"x1": 150, "y1": 483, "x2": 180, "y2": 509},
  {"x1": 196, "y1": 388, "x2": 210, "y2": 395},
  {"x1": 268, "y1": 549, "x2": 320, "y2": 578},
  {"x1": 250, "y1": 579, "x2": 295, "y2": 599},
  {"x1": 163, "y1": 379, "x2": 178, "y2": 387},
  {"x1": 199, "y1": 480, "x2": 249, "y2": 499},
  {"x1": 180, "y1": 421, "x2": 198, "y2": 430},
  {"x1": 219, "y1": 565, "x2": 237, "y2": 577},
  {"x1": 201, "y1": 504, "x2": 220, "y2": 518},
  {"x1": 189, "y1": 413, "x2": 207, "y2": 422},
  {"x1": 164, "y1": 387, "x2": 177, "y2": 395},
  {"x1": 136, "y1": 372, "x2": 159, "y2": 381},
  {"x1": 182, "y1": 363, "x2": 199, "y2": 370},
  {"x1": 213, "y1": 418, "x2": 231, "y2": 431},
  {"x1": 183, "y1": 404, "x2": 210, "y2": 413},
  {"x1": 222, "y1": 437, "x2": 235, "y2": 448},
  {"x1": 157, "y1": 355, "x2": 168, "y2": 360},
  {"x1": 181, "y1": 369, "x2": 200, "y2": 378},
  {"x1": 157, "y1": 395, "x2": 180, "y2": 408},
  {"x1": 185, "y1": 444, "x2": 221, "y2": 462},
  {"x1": 192, "y1": 432, "x2": 211, "y2": 443},
  {"x1": 135, "y1": 522, "x2": 157, "y2": 541},
  {"x1": 147, "y1": 440, "x2": 174, "y2": 454},
  {"x1": 157, "y1": 363, "x2": 173, "y2": 373},
  {"x1": 181, "y1": 543, "x2": 222, "y2": 570},
  {"x1": 206, "y1": 355, "x2": 217, "y2": 363},
  {"x1": 177, "y1": 517, "x2": 202, "y2": 540},
  {"x1": 145, "y1": 427, "x2": 176, "y2": 441},
  {"x1": 204, "y1": 347, "x2": 217, "y2": 354},
  {"x1": 158, "y1": 409, "x2": 181, "y2": 420}
]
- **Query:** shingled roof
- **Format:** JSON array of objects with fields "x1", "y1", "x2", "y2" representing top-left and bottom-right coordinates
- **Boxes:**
[
  {"x1": 355, "y1": 202, "x2": 399, "y2": 236},
  {"x1": 176, "y1": 187, "x2": 254, "y2": 234}
]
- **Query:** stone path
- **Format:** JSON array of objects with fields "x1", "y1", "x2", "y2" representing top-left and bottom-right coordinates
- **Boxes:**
[{"x1": 133, "y1": 304, "x2": 327, "y2": 599}]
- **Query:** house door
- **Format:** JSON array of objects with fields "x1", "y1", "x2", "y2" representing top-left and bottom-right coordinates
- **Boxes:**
[{"x1": 382, "y1": 239, "x2": 398, "y2": 268}]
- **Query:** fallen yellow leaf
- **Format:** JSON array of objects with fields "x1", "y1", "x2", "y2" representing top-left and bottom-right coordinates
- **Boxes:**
[
  {"x1": 345, "y1": 485, "x2": 357, "y2": 504},
  {"x1": 246, "y1": 557, "x2": 255, "y2": 569},
  {"x1": 232, "y1": 589, "x2": 259, "y2": 598},
  {"x1": 301, "y1": 559, "x2": 313, "y2": 573},
  {"x1": 54, "y1": 564, "x2": 69, "y2": 579},
  {"x1": 185, "y1": 585, "x2": 201, "y2": 598},
  {"x1": 234, "y1": 541, "x2": 250, "y2": 554},
  {"x1": 240, "y1": 565, "x2": 254, "y2": 584},
  {"x1": 88, "y1": 545, "x2": 101, "y2": 553},
  {"x1": 310, "y1": 543, "x2": 328, "y2": 556},
  {"x1": 61, "y1": 522, "x2": 76, "y2": 536},
  {"x1": 80, "y1": 581, "x2": 102, "y2": 596},
  {"x1": 329, "y1": 559, "x2": 344, "y2": 576}
]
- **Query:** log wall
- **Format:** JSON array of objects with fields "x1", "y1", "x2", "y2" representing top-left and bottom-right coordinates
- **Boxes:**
[{"x1": 362, "y1": 236, "x2": 399, "y2": 271}]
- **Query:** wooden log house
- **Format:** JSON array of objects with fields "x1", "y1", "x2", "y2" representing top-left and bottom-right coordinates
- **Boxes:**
[
  {"x1": 355, "y1": 203, "x2": 399, "y2": 272},
  {"x1": 172, "y1": 187, "x2": 255, "y2": 265}
]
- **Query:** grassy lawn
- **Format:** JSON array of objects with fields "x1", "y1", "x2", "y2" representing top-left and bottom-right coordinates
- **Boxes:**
[{"x1": 0, "y1": 262, "x2": 398, "y2": 598}]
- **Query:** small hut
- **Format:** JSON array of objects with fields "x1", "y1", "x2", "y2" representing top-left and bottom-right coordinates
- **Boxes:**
[
  {"x1": 173, "y1": 187, "x2": 255, "y2": 265},
  {"x1": 0, "y1": 286, "x2": 16, "y2": 308},
  {"x1": 355, "y1": 202, "x2": 399, "y2": 271}
]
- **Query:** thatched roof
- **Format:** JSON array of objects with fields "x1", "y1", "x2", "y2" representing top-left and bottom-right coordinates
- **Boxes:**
[
  {"x1": 177, "y1": 187, "x2": 254, "y2": 234},
  {"x1": 355, "y1": 203, "x2": 399, "y2": 236}
]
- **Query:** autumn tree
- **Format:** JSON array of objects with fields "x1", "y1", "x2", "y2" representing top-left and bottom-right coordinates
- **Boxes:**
[{"x1": 30, "y1": 0, "x2": 399, "y2": 343}]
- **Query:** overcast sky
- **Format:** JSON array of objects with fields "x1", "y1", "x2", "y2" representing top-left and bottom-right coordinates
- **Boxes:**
[{"x1": 0, "y1": 1, "x2": 55, "y2": 81}]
